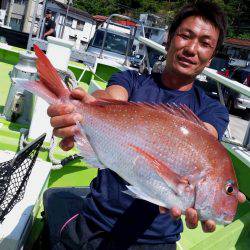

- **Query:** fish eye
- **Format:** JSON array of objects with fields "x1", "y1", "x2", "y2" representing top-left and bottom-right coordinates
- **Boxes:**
[{"x1": 225, "y1": 184, "x2": 234, "y2": 195}]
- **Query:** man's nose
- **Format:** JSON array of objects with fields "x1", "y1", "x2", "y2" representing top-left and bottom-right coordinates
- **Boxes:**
[{"x1": 183, "y1": 40, "x2": 198, "y2": 56}]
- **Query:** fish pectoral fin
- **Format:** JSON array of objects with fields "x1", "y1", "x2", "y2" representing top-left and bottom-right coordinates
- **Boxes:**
[
  {"x1": 129, "y1": 144, "x2": 184, "y2": 193},
  {"x1": 124, "y1": 185, "x2": 165, "y2": 207},
  {"x1": 74, "y1": 128, "x2": 105, "y2": 169},
  {"x1": 176, "y1": 178, "x2": 196, "y2": 196}
]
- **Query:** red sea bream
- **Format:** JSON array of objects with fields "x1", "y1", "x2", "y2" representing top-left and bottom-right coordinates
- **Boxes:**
[{"x1": 14, "y1": 45, "x2": 240, "y2": 224}]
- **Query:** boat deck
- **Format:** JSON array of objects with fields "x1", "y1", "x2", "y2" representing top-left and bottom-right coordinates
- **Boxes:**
[
  {"x1": 0, "y1": 61, "x2": 13, "y2": 113},
  {"x1": 229, "y1": 113, "x2": 249, "y2": 144},
  {"x1": 0, "y1": 45, "x2": 249, "y2": 250}
]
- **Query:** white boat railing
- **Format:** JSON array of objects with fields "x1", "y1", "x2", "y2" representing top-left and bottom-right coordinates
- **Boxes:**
[
  {"x1": 138, "y1": 36, "x2": 250, "y2": 150},
  {"x1": 203, "y1": 67, "x2": 250, "y2": 98},
  {"x1": 201, "y1": 68, "x2": 249, "y2": 150}
]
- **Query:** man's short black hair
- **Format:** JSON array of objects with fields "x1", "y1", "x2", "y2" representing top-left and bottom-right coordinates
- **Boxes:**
[
  {"x1": 46, "y1": 9, "x2": 52, "y2": 14},
  {"x1": 166, "y1": 1, "x2": 227, "y2": 53}
]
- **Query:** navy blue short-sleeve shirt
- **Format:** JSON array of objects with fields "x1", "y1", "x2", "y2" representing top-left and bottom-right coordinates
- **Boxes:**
[{"x1": 82, "y1": 70, "x2": 229, "y2": 244}]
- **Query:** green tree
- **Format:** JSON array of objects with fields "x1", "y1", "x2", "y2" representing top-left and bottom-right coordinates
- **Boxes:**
[
  {"x1": 73, "y1": 0, "x2": 119, "y2": 16},
  {"x1": 72, "y1": 0, "x2": 249, "y2": 39}
]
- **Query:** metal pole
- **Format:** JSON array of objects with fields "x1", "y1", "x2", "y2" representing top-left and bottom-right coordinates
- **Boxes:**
[
  {"x1": 123, "y1": 27, "x2": 133, "y2": 66},
  {"x1": 217, "y1": 81, "x2": 232, "y2": 139},
  {"x1": 216, "y1": 82, "x2": 226, "y2": 106},
  {"x1": 60, "y1": 1, "x2": 71, "y2": 39},
  {"x1": 23, "y1": 0, "x2": 34, "y2": 33},
  {"x1": 27, "y1": 0, "x2": 40, "y2": 51},
  {"x1": 243, "y1": 121, "x2": 250, "y2": 150},
  {"x1": 99, "y1": 18, "x2": 110, "y2": 59},
  {"x1": 38, "y1": 0, "x2": 47, "y2": 38},
  {"x1": 6, "y1": 0, "x2": 14, "y2": 26}
]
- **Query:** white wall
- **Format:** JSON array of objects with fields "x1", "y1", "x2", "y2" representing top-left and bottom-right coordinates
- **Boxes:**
[
  {"x1": 0, "y1": 9, "x2": 6, "y2": 26},
  {"x1": 56, "y1": 16, "x2": 96, "y2": 50}
]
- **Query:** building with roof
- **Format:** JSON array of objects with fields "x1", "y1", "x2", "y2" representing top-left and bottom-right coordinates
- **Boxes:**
[
  {"x1": 46, "y1": 1, "x2": 96, "y2": 50},
  {"x1": 1, "y1": 0, "x2": 96, "y2": 51},
  {"x1": 0, "y1": 0, "x2": 65, "y2": 31},
  {"x1": 221, "y1": 38, "x2": 250, "y2": 61}
]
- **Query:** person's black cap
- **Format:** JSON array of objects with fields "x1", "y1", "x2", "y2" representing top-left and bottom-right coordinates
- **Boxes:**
[{"x1": 46, "y1": 9, "x2": 52, "y2": 14}]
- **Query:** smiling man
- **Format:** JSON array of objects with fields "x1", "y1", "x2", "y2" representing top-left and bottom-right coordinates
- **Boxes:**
[
  {"x1": 165, "y1": 16, "x2": 219, "y2": 87},
  {"x1": 44, "y1": 1, "x2": 246, "y2": 249}
]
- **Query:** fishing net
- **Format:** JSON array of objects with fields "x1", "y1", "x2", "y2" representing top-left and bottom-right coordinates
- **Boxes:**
[{"x1": 0, "y1": 133, "x2": 46, "y2": 223}]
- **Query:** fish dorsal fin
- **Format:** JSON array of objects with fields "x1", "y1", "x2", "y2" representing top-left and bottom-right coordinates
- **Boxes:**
[
  {"x1": 91, "y1": 99, "x2": 207, "y2": 130},
  {"x1": 161, "y1": 103, "x2": 207, "y2": 129}
]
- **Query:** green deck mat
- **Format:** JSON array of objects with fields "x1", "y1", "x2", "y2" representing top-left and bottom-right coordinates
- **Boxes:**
[{"x1": 0, "y1": 62, "x2": 13, "y2": 112}]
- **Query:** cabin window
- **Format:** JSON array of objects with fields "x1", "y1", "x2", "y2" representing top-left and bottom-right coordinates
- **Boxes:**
[
  {"x1": 92, "y1": 30, "x2": 129, "y2": 55},
  {"x1": 76, "y1": 21, "x2": 85, "y2": 31},
  {"x1": 151, "y1": 29, "x2": 159, "y2": 35}
]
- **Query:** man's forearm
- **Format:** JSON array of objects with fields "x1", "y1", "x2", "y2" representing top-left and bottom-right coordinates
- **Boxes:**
[
  {"x1": 44, "y1": 28, "x2": 55, "y2": 37},
  {"x1": 92, "y1": 90, "x2": 113, "y2": 99},
  {"x1": 92, "y1": 85, "x2": 129, "y2": 101},
  {"x1": 203, "y1": 122, "x2": 218, "y2": 139}
]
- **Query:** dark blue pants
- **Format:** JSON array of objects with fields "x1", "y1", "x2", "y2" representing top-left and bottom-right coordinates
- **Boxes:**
[{"x1": 43, "y1": 187, "x2": 176, "y2": 250}]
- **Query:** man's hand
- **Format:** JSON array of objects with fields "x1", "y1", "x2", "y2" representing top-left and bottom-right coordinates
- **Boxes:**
[
  {"x1": 44, "y1": 28, "x2": 55, "y2": 38},
  {"x1": 47, "y1": 85, "x2": 126, "y2": 151},
  {"x1": 47, "y1": 88, "x2": 95, "y2": 151},
  {"x1": 159, "y1": 191, "x2": 246, "y2": 232}
]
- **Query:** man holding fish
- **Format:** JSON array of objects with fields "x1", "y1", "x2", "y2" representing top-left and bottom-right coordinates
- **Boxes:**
[{"x1": 42, "y1": 1, "x2": 246, "y2": 249}]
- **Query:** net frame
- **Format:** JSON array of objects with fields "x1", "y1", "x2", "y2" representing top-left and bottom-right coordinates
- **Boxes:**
[{"x1": 0, "y1": 133, "x2": 46, "y2": 223}]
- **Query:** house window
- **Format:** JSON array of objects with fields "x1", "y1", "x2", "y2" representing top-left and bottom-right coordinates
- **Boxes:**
[
  {"x1": 9, "y1": 18, "x2": 23, "y2": 31},
  {"x1": 76, "y1": 20, "x2": 85, "y2": 31},
  {"x1": 14, "y1": 0, "x2": 27, "y2": 4},
  {"x1": 65, "y1": 16, "x2": 73, "y2": 27}
]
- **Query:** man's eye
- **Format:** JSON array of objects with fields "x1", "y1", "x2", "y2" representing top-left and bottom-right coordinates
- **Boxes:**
[
  {"x1": 202, "y1": 42, "x2": 211, "y2": 47},
  {"x1": 180, "y1": 34, "x2": 189, "y2": 39}
]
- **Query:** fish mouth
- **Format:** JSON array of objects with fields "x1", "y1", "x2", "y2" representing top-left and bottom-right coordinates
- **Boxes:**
[
  {"x1": 223, "y1": 220, "x2": 233, "y2": 225},
  {"x1": 214, "y1": 216, "x2": 233, "y2": 225},
  {"x1": 217, "y1": 212, "x2": 234, "y2": 225}
]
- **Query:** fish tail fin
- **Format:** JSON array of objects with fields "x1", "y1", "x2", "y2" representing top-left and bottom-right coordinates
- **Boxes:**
[
  {"x1": 13, "y1": 78, "x2": 59, "y2": 104},
  {"x1": 33, "y1": 44, "x2": 70, "y2": 99}
]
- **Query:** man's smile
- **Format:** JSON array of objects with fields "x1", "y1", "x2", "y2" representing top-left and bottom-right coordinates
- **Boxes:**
[{"x1": 176, "y1": 55, "x2": 197, "y2": 66}]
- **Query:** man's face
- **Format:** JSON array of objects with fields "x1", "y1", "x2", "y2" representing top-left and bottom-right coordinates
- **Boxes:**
[
  {"x1": 166, "y1": 16, "x2": 219, "y2": 80},
  {"x1": 46, "y1": 13, "x2": 52, "y2": 20}
]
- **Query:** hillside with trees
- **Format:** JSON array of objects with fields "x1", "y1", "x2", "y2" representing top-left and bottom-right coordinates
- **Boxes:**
[{"x1": 72, "y1": 0, "x2": 249, "y2": 39}]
